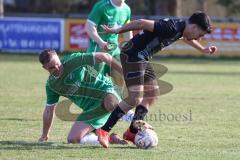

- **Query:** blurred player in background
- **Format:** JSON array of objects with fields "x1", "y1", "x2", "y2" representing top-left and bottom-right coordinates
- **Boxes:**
[
  {"x1": 85, "y1": 0, "x2": 132, "y2": 93},
  {"x1": 96, "y1": 11, "x2": 218, "y2": 148},
  {"x1": 38, "y1": 49, "x2": 130, "y2": 145}
]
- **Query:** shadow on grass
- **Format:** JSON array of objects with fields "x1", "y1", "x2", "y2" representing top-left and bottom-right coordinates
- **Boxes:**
[
  {"x1": 0, "y1": 118, "x2": 38, "y2": 121},
  {"x1": 0, "y1": 141, "x2": 99, "y2": 150},
  {"x1": 111, "y1": 145, "x2": 139, "y2": 150},
  {"x1": 0, "y1": 141, "x2": 138, "y2": 150}
]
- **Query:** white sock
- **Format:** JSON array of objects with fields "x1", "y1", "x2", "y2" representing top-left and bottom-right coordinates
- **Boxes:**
[
  {"x1": 120, "y1": 110, "x2": 134, "y2": 123},
  {"x1": 80, "y1": 133, "x2": 99, "y2": 145}
]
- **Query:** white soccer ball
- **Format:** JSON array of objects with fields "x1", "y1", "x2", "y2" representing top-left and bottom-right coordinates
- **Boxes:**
[{"x1": 134, "y1": 129, "x2": 158, "y2": 149}]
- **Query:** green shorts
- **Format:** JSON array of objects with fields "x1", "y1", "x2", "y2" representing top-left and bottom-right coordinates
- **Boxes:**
[{"x1": 75, "y1": 89, "x2": 120, "y2": 129}]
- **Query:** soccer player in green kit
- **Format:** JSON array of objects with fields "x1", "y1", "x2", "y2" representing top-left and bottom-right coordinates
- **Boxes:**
[
  {"x1": 85, "y1": 0, "x2": 132, "y2": 86},
  {"x1": 38, "y1": 49, "x2": 129, "y2": 145}
]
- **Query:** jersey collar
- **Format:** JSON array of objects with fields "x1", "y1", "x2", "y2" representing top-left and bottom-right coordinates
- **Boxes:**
[{"x1": 110, "y1": 0, "x2": 124, "y2": 8}]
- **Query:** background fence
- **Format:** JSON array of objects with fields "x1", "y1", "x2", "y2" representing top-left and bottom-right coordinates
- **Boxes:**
[{"x1": 0, "y1": 15, "x2": 240, "y2": 57}]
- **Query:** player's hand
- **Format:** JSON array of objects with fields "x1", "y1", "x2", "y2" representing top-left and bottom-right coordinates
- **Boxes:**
[
  {"x1": 202, "y1": 46, "x2": 217, "y2": 54},
  {"x1": 99, "y1": 25, "x2": 120, "y2": 34},
  {"x1": 38, "y1": 135, "x2": 48, "y2": 143},
  {"x1": 98, "y1": 41, "x2": 109, "y2": 52},
  {"x1": 99, "y1": 41, "x2": 117, "y2": 52}
]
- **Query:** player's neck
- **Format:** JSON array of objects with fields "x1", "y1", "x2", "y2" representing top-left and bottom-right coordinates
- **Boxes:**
[{"x1": 111, "y1": 0, "x2": 124, "y2": 7}]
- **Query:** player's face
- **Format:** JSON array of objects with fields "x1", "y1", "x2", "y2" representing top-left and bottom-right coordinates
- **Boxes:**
[
  {"x1": 113, "y1": 0, "x2": 125, "y2": 5},
  {"x1": 43, "y1": 54, "x2": 63, "y2": 77},
  {"x1": 116, "y1": 0, "x2": 125, "y2": 2},
  {"x1": 183, "y1": 24, "x2": 206, "y2": 40}
]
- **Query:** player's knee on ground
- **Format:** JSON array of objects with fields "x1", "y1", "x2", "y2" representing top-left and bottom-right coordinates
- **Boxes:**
[
  {"x1": 104, "y1": 94, "x2": 119, "y2": 112},
  {"x1": 67, "y1": 131, "x2": 83, "y2": 144},
  {"x1": 67, "y1": 135, "x2": 80, "y2": 144}
]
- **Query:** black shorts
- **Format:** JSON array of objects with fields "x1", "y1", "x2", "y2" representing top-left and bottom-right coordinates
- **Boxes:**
[{"x1": 120, "y1": 51, "x2": 156, "y2": 87}]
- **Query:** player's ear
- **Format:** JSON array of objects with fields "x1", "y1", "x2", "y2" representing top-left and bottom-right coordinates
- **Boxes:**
[
  {"x1": 186, "y1": 24, "x2": 193, "y2": 32},
  {"x1": 191, "y1": 24, "x2": 197, "y2": 30}
]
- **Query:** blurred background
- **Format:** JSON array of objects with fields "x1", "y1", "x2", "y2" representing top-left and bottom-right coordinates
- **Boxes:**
[
  {"x1": 0, "y1": 0, "x2": 240, "y2": 57},
  {"x1": 1, "y1": 0, "x2": 240, "y2": 17}
]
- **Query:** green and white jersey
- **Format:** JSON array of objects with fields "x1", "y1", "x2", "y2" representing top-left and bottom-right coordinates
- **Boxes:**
[
  {"x1": 45, "y1": 52, "x2": 118, "y2": 112},
  {"x1": 87, "y1": 0, "x2": 131, "y2": 54}
]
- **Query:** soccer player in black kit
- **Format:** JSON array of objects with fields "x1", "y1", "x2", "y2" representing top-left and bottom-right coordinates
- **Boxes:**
[{"x1": 96, "y1": 11, "x2": 218, "y2": 148}]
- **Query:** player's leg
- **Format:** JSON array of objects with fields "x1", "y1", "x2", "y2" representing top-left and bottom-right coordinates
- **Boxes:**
[
  {"x1": 97, "y1": 88, "x2": 143, "y2": 147},
  {"x1": 99, "y1": 74, "x2": 144, "y2": 133},
  {"x1": 127, "y1": 79, "x2": 159, "y2": 130},
  {"x1": 110, "y1": 53, "x2": 128, "y2": 98},
  {"x1": 67, "y1": 121, "x2": 94, "y2": 144},
  {"x1": 101, "y1": 52, "x2": 146, "y2": 130},
  {"x1": 139, "y1": 79, "x2": 160, "y2": 108},
  {"x1": 109, "y1": 133, "x2": 129, "y2": 145},
  {"x1": 124, "y1": 64, "x2": 159, "y2": 142},
  {"x1": 80, "y1": 132, "x2": 99, "y2": 145},
  {"x1": 102, "y1": 93, "x2": 119, "y2": 112},
  {"x1": 111, "y1": 69, "x2": 124, "y2": 87},
  {"x1": 123, "y1": 80, "x2": 158, "y2": 142},
  {"x1": 97, "y1": 54, "x2": 145, "y2": 148},
  {"x1": 69, "y1": 94, "x2": 123, "y2": 146},
  {"x1": 97, "y1": 92, "x2": 139, "y2": 148},
  {"x1": 110, "y1": 68, "x2": 128, "y2": 98}
]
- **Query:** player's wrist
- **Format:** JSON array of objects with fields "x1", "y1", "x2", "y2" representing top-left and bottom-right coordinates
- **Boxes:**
[
  {"x1": 99, "y1": 41, "x2": 108, "y2": 49},
  {"x1": 115, "y1": 28, "x2": 121, "y2": 34}
]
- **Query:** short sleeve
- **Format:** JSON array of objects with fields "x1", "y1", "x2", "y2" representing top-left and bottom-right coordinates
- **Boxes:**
[
  {"x1": 87, "y1": 1, "x2": 104, "y2": 25},
  {"x1": 125, "y1": 6, "x2": 131, "y2": 24},
  {"x1": 63, "y1": 52, "x2": 95, "y2": 71},
  {"x1": 153, "y1": 19, "x2": 177, "y2": 38},
  {"x1": 45, "y1": 82, "x2": 60, "y2": 106}
]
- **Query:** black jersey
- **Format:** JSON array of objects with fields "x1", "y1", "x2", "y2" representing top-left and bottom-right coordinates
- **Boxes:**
[{"x1": 124, "y1": 18, "x2": 185, "y2": 60}]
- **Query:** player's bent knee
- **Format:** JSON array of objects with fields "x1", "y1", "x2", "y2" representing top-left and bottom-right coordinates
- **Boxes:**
[
  {"x1": 104, "y1": 94, "x2": 119, "y2": 112},
  {"x1": 142, "y1": 98, "x2": 157, "y2": 107},
  {"x1": 125, "y1": 96, "x2": 142, "y2": 107}
]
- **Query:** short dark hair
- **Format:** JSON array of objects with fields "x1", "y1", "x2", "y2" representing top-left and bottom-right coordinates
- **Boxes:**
[
  {"x1": 188, "y1": 11, "x2": 212, "y2": 33},
  {"x1": 39, "y1": 49, "x2": 57, "y2": 65}
]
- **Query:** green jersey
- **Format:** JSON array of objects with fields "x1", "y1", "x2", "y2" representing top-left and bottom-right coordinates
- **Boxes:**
[
  {"x1": 87, "y1": 0, "x2": 131, "y2": 55},
  {"x1": 45, "y1": 52, "x2": 119, "y2": 128}
]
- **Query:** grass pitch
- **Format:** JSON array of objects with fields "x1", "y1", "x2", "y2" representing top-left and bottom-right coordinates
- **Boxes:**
[{"x1": 0, "y1": 54, "x2": 240, "y2": 160}]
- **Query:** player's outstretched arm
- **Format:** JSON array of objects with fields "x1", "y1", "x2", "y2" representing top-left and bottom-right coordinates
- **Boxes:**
[
  {"x1": 100, "y1": 19, "x2": 155, "y2": 34},
  {"x1": 94, "y1": 52, "x2": 123, "y2": 75},
  {"x1": 85, "y1": 21, "x2": 108, "y2": 51},
  {"x1": 182, "y1": 39, "x2": 217, "y2": 54},
  {"x1": 38, "y1": 105, "x2": 56, "y2": 143}
]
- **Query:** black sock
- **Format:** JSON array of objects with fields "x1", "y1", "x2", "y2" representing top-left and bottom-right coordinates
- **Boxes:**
[
  {"x1": 101, "y1": 105, "x2": 125, "y2": 132},
  {"x1": 129, "y1": 105, "x2": 148, "y2": 134}
]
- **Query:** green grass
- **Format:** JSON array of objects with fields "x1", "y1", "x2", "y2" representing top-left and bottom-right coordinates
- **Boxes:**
[{"x1": 1, "y1": 54, "x2": 240, "y2": 160}]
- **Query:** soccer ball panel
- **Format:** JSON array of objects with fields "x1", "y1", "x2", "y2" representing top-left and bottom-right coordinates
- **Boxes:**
[{"x1": 134, "y1": 129, "x2": 158, "y2": 149}]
